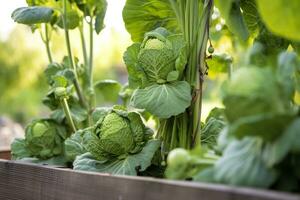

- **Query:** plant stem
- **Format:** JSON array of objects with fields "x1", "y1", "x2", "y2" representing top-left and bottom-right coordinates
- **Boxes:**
[
  {"x1": 192, "y1": 0, "x2": 213, "y2": 146},
  {"x1": 61, "y1": 98, "x2": 77, "y2": 133},
  {"x1": 79, "y1": 24, "x2": 88, "y2": 68},
  {"x1": 62, "y1": 0, "x2": 88, "y2": 109},
  {"x1": 88, "y1": 17, "x2": 96, "y2": 114},
  {"x1": 45, "y1": 24, "x2": 53, "y2": 63}
]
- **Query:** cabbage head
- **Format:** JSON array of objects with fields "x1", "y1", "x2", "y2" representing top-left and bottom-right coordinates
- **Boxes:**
[
  {"x1": 11, "y1": 119, "x2": 67, "y2": 160},
  {"x1": 124, "y1": 27, "x2": 192, "y2": 119},
  {"x1": 222, "y1": 67, "x2": 288, "y2": 122},
  {"x1": 83, "y1": 106, "x2": 153, "y2": 160}
]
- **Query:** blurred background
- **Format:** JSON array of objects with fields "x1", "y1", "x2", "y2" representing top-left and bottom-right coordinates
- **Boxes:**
[{"x1": 0, "y1": 1, "x2": 226, "y2": 149}]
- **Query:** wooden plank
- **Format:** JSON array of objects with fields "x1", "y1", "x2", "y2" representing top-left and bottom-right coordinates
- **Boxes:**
[
  {"x1": 0, "y1": 150, "x2": 10, "y2": 160},
  {"x1": 0, "y1": 159, "x2": 299, "y2": 200}
]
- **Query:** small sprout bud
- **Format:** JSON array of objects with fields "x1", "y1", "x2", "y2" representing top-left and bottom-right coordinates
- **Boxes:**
[
  {"x1": 54, "y1": 87, "x2": 67, "y2": 98},
  {"x1": 208, "y1": 46, "x2": 214, "y2": 54}
]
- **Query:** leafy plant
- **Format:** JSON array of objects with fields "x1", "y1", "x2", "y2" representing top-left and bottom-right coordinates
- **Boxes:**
[
  {"x1": 72, "y1": 106, "x2": 160, "y2": 175},
  {"x1": 123, "y1": 0, "x2": 214, "y2": 153},
  {"x1": 11, "y1": 119, "x2": 68, "y2": 165}
]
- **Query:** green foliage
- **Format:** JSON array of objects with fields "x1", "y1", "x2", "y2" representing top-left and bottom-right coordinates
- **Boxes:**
[
  {"x1": 124, "y1": 27, "x2": 191, "y2": 119},
  {"x1": 122, "y1": 0, "x2": 178, "y2": 42},
  {"x1": 72, "y1": 106, "x2": 160, "y2": 175},
  {"x1": 202, "y1": 108, "x2": 226, "y2": 149},
  {"x1": 94, "y1": 80, "x2": 122, "y2": 105},
  {"x1": 214, "y1": 137, "x2": 277, "y2": 188},
  {"x1": 74, "y1": 139, "x2": 160, "y2": 175},
  {"x1": 11, "y1": 119, "x2": 68, "y2": 166},
  {"x1": 84, "y1": 106, "x2": 152, "y2": 158},
  {"x1": 64, "y1": 129, "x2": 88, "y2": 162},
  {"x1": 12, "y1": 6, "x2": 56, "y2": 25},
  {"x1": 257, "y1": 0, "x2": 300, "y2": 41}
]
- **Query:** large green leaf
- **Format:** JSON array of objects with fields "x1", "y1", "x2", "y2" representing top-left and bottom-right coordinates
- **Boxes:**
[
  {"x1": 11, "y1": 138, "x2": 32, "y2": 160},
  {"x1": 257, "y1": 0, "x2": 300, "y2": 41},
  {"x1": 122, "y1": 0, "x2": 178, "y2": 42},
  {"x1": 64, "y1": 130, "x2": 87, "y2": 162},
  {"x1": 229, "y1": 113, "x2": 295, "y2": 141},
  {"x1": 123, "y1": 43, "x2": 143, "y2": 88},
  {"x1": 73, "y1": 139, "x2": 160, "y2": 175},
  {"x1": 214, "y1": 137, "x2": 277, "y2": 188},
  {"x1": 263, "y1": 118, "x2": 300, "y2": 167},
  {"x1": 94, "y1": 80, "x2": 122, "y2": 104},
  {"x1": 12, "y1": 6, "x2": 55, "y2": 25},
  {"x1": 131, "y1": 81, "x2": 192, "y2": 119},
  {"x1": 215, "y1": 0, "x2": 249, "y2": 40}
]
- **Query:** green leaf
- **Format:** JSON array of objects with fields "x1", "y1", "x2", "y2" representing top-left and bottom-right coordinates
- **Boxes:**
[
  {"x1": 64, "y1": 130, "x2": 87, "y2": 162},
  {"x1": 229, "y1": 113, "x2": 295, "y2": 141},
  {"x1": 94, "y1": 80, "x2": 122, "y2": 104},
  {"x1": 94, "y1": 0, "x2": 107, "y2": 34},
  {"x1": 214, "y1": 137, "x2": 277, "y2": 188},
  {"x1": 215, "y1": 0, "x2": 249, "y2": 40},
  {"x1": 263, "y1": 118, "x2": 300, "y2": 167},
  {"x1": 57, "y1": 10, "x2": 80, "y2": 30},
  {"x1": 11, "y1": 138, "x2": 32, "y2": 160},
  {"x1": 12, "y1": 6, "x2": 55, "y2": 25},
  {"x1": 17, "y1": 155, "x2": 68, "y2": 166},
  {"x1": 257, "y1": 0, "x2": 300, "y2": 41},
  {"x1": 122, "y1": 0, "x2": 178, "y2": 42},
  {"x1": 73, "y1": 139, "x2": 160, "y2": 175},
  {"x1": 123, "y1": 43, "x2": 143, "y2": 88},
  {"x1": 131, "y1": 81, "x2": 192, "y2": 119},
  {"x1": 166, "y1": 71, "x2": 179, "y2": 82}
]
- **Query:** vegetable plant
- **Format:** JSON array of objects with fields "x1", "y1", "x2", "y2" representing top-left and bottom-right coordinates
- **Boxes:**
[
  {"x1": 11, "y1": 0, "x2": 160, "y2": 174},
  {"x1": 8, "y1": 0, "x2": 300, "y2": 194},
  {"x1": 123, "y1": 0, "x2": 214, "y2": 153}
]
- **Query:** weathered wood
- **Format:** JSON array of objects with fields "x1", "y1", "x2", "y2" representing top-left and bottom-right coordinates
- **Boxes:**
[
  {"x1": 0, "y1": 159, "x2": 299, "y2": 200},
  {"x1": 0, "y1": 150, "x2": 10, "y2": 160}
]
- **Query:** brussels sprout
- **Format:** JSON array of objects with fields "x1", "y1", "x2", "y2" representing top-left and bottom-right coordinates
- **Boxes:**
[
  {"x1": 25, "y1": 119, "x2": 67, "y2": 159},
  {"x1": 84, "y1": 106, "x2": 153, "y2": 160}
]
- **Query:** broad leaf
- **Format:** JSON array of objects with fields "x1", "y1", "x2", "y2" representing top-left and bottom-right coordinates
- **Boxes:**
[
  {"x1": 214, "y1": 137, "x2": 277, "y2": 188},
  {"x1": 11, "y1": 138, "x2": 31, "y2": 160},
  {"x1": 131, "y1": 81, "x2": 192, "y2": 119},
  {"x1": 73, "y1": 139, "x2": 160, "y2": 175},
  {"x1": 94, "y1": 80, "x2": 122, "y2": 104},
  {"x1": 122, "y1": 0, "x2": 178, "y2": 42},
  {"x1": 123, "y1": 43, "x2": 143, "y2": 88},
  {"x1": 12, "y1": 6, "x2": 55, "y2": 25},
  {"x1": 229, "y1": 113, "x2": 295, "y2": 141},
  {"x1": 215, "y1": 0, "x2": 249, "y2": 40},
  {"x1": 257, "y1": 0, "x2": 300, "y2": 41},
  {"x1": 17, "y1": 155, "x2": 68, "y2": 166},
  {"x1": 64, "y1": 130, "x2": 87, "y2": 162},
  {"x1": 263, "y1": 118, "x2": 300, "y2": 167}
]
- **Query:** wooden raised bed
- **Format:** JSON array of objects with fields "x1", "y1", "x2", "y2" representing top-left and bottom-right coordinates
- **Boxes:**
[
  {"x1": 0, "y1": 150, "x2": 10, "y2": 160},
  {"x1": 0, "y1": 159, "x2": 299, "y2": 200}
]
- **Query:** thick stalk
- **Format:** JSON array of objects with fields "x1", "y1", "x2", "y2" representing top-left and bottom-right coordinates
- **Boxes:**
[
  {"x1": 63, "y1": 0, "x2": 88, "y2": 109},
  {"x1": 61, "y1": 98, "x2": 77, "y2": 133},
  {"x1": 191, "y1": 0, "x2": 213, "y2": 146},
  {"x1": 45, "y1": 24, "x2": 53, "y2": 63}
]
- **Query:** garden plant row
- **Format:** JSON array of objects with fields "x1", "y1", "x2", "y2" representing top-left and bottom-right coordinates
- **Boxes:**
[{"x1": 5, "y1": 0, "x2": 300, "y2": 199}]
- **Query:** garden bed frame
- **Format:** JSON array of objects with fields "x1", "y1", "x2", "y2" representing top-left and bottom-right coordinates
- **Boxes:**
[{"x1": 0, "y1": 154, "x2": 300, "y2": 200}]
